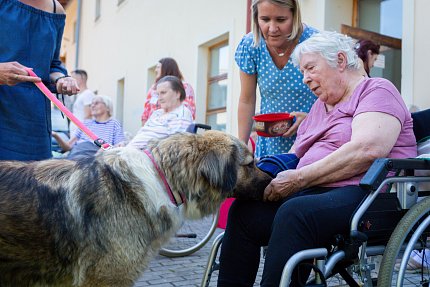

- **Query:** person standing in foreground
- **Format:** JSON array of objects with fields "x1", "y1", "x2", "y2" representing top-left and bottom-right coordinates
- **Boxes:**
[
  {"x1": 141, "y1": 57, "x2": 196, "y2": 126},
  {"x1": 0, "y1": 0, "x2": 79, "y2": 161},
  {"x1": 69, "y1": 69, "x2": 95, "y2": 135},
  {"x1": 217, "y1": 31, "x2": 416, "y2": 287},
  {"x1": 236, "y1": 0, "x2": 317, "y2": 157}
]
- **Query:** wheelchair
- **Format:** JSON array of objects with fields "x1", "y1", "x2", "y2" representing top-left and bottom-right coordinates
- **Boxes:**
[{"x1": 201, "y1": 108, "x2": 430, "y2": 287}]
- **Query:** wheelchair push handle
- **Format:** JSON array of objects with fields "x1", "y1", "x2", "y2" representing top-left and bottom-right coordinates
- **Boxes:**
[
  {"x1": 186, "y1": 123, "x2": 212, "y2": 134},
  {"x1": 360, "y1": 157, "x2": 430, "y2": 191}
]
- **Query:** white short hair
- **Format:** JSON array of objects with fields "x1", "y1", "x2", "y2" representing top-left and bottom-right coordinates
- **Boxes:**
[
  {"x1": 93, "y1": 95, "x2": 113, "y2": 117},
  {"x1": 292, "y1": 31, "x2": 360, "y2": 70}
]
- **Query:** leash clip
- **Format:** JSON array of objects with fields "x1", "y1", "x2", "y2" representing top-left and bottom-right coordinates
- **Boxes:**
[{"x1": 94, "y1": 138, "x2": 112, "y2": 151}]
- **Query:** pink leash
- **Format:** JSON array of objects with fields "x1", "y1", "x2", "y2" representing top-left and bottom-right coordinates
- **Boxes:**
[
  {"x1": 27, "y1": 69, "x2": 183, "y2": 205},
  {"x1": 26, "y1": 68, "x2": 112, "y2": 150},
  {"x1": 144, "y1": 150, "x2": 185, "y2": 206},
  {"x1": 249, "y1": 137, "x2": 256, "y2": 154}
]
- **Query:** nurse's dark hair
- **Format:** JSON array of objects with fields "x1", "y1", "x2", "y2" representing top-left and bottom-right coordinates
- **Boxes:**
[
  {"x1": 354, "y1": 39, "x2": 380, "y2": 76},
  {"x1": 156, "y1": 58, "x2": 184, "y2": 82}
]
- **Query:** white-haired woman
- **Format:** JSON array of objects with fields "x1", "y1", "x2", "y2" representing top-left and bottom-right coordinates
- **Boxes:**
[
  {"x1": 217, "y1": 31, "x2": 417, "y2": 286},
  {"x1": 52, "y1": 95, "x2": 125, "y2": 158}
]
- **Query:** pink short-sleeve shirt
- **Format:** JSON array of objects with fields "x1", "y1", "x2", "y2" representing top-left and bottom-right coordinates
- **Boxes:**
[{"x1": 295, "y1": 78, "x2": 417, "y2": 187}]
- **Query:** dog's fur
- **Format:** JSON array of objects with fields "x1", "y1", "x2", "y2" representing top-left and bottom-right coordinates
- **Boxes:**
[{"x1": 0, "y1": 130, "x2": 271, "y2": 287}]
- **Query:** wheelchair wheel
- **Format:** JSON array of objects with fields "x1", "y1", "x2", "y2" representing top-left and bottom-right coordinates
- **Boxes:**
[
  {"x1": 378, "y1": 196, "x2": 430, "y2": 287},
  {"x1": 159, "y1": 211, "x2": 219, "y2": 257}
]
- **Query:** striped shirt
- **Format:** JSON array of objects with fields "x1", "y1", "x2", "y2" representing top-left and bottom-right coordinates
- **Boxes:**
[
  {"x1": 128, "y1": 104, "x2": 193, "y2": 150},
  {"x1": 74, "y1": 118, "x2": 126, "y2": 146}
]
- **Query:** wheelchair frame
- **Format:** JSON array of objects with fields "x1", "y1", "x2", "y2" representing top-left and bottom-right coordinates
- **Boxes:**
[
  {"x1": 279, "y1": 157, "x2": 430, "y2": 286},
  {"x1": 201, "y1": 158, "x2": 430, "y2": 287},
  {"x1": 201, "y1": 108, "x2": 430, "y2": 287}
]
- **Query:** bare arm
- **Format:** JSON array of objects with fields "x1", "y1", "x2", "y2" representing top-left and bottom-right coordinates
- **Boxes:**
[
  {"x1": 52, "y1": 132, "x2": 78, "y2": 152},
  {"x1": 264, "y1": 112, "x2": 402, "y2": 201},
  {"x1": 238, "y1": 71, "x2": 257, "y2": 144}
]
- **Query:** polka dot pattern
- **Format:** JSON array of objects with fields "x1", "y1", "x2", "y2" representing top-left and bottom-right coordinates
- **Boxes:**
[{"x1": 235, "y1": 26, "x2": 318, "y2": 157}]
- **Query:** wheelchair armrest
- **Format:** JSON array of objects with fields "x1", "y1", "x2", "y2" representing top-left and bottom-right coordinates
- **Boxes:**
[
  {"x1": 360, "y1": 158, "x2": 430, "y2": 191},
  {"x1": 186, "y1": 123, "x2": 212, "y2": 134}
]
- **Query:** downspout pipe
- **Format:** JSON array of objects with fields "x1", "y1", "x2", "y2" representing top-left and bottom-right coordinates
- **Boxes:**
[{"x1": 74, "y1": 0, "x2": 82, "y2": 69}]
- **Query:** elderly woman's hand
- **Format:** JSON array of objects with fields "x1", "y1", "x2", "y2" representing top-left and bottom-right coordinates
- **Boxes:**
[
  {"x1": 282, "y1": 112, "x2": 307, "y2": 137},
  {"x1": 263, "y1": 169, "x2": 304, "y2": 201}
]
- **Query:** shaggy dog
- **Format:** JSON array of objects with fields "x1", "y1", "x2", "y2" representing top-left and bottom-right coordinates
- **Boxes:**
[{"x1": 0, "y1": 130, "x2": 271, "y2": 287}]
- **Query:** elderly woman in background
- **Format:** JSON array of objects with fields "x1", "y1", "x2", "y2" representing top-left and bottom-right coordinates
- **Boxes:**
[
  {"x1": 217, "y1": 31, "x2": 417, "y2": 287},
  {"x1": 52, "y1": 95, "x2": 125, "y2": 159},
  {"x1": 128, "y1": 75, "x2": 193, "y2": 150},
  {"x1": 141, "y1": 57, "x2": 196, "y2": 126}
]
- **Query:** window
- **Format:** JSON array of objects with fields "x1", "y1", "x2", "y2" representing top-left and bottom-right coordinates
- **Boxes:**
[
  {"x1": 206, "y1": 41, "x2": 229, "y2": 131},
  {"x1": 95, "y1": 0, "x2": 101, "y2": 21}
]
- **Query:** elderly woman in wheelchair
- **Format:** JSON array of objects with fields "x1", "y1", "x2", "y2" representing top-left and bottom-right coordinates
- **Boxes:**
[{"x1": 215, "y1": 31, "x2": 418, "y2": 287}]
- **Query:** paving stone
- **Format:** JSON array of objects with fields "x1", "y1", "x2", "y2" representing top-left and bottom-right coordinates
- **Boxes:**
[{"x1": 134, "y1": 228, "x2": 253, "y2": 286}]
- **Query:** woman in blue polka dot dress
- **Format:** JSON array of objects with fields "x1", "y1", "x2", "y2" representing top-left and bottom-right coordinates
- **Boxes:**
[{"x1": 236, "y1": 0, "x2": 318, "y2": 157}]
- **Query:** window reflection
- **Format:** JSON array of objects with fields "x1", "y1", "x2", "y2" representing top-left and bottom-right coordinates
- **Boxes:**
[{"x1": 208, "y1": 79, "x2": 227, "y2": 110}]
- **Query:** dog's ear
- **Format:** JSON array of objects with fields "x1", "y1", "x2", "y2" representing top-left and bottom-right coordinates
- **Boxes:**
[{"x1": 199, "y1": 147, "x2": 238, "y2": 193}]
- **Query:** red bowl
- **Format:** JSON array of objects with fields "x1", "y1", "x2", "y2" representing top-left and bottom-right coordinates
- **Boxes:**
[{"x1": 253, "y1": 113, "x2": 294, "y2": 137}]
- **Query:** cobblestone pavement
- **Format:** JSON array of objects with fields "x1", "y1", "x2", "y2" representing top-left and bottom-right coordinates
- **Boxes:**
[
  {"x1": 134, "y1": 228, "x2": 264, "y2": 287},
  {"x1": 133, "y1": 229, "x2": 421, "y2": 287}
]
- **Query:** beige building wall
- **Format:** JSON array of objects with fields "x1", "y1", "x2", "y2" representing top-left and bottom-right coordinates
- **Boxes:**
[
  {"x1": 63, "y1": 0, "x2": 247, "y2": 136},
  {"x1": 62, "y1": 0, "x2": 429, "y2": 138},
  {"x1": 300, "y1": 0, "x2": 353, "y2": 32},
  {"x1": 402, "y1": 0, "x2": 430, "y2": 110},
  {"x1": 61, "y1": 0, "x2": 78, "y2": 71},
  {"x1": 302, "y1": 0, "x2": 429, "y2": 110}
]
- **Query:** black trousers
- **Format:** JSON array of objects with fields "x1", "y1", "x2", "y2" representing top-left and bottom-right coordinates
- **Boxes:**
[{"x1": 217, "y1": 185, "x2": 368, "y2": 287}]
